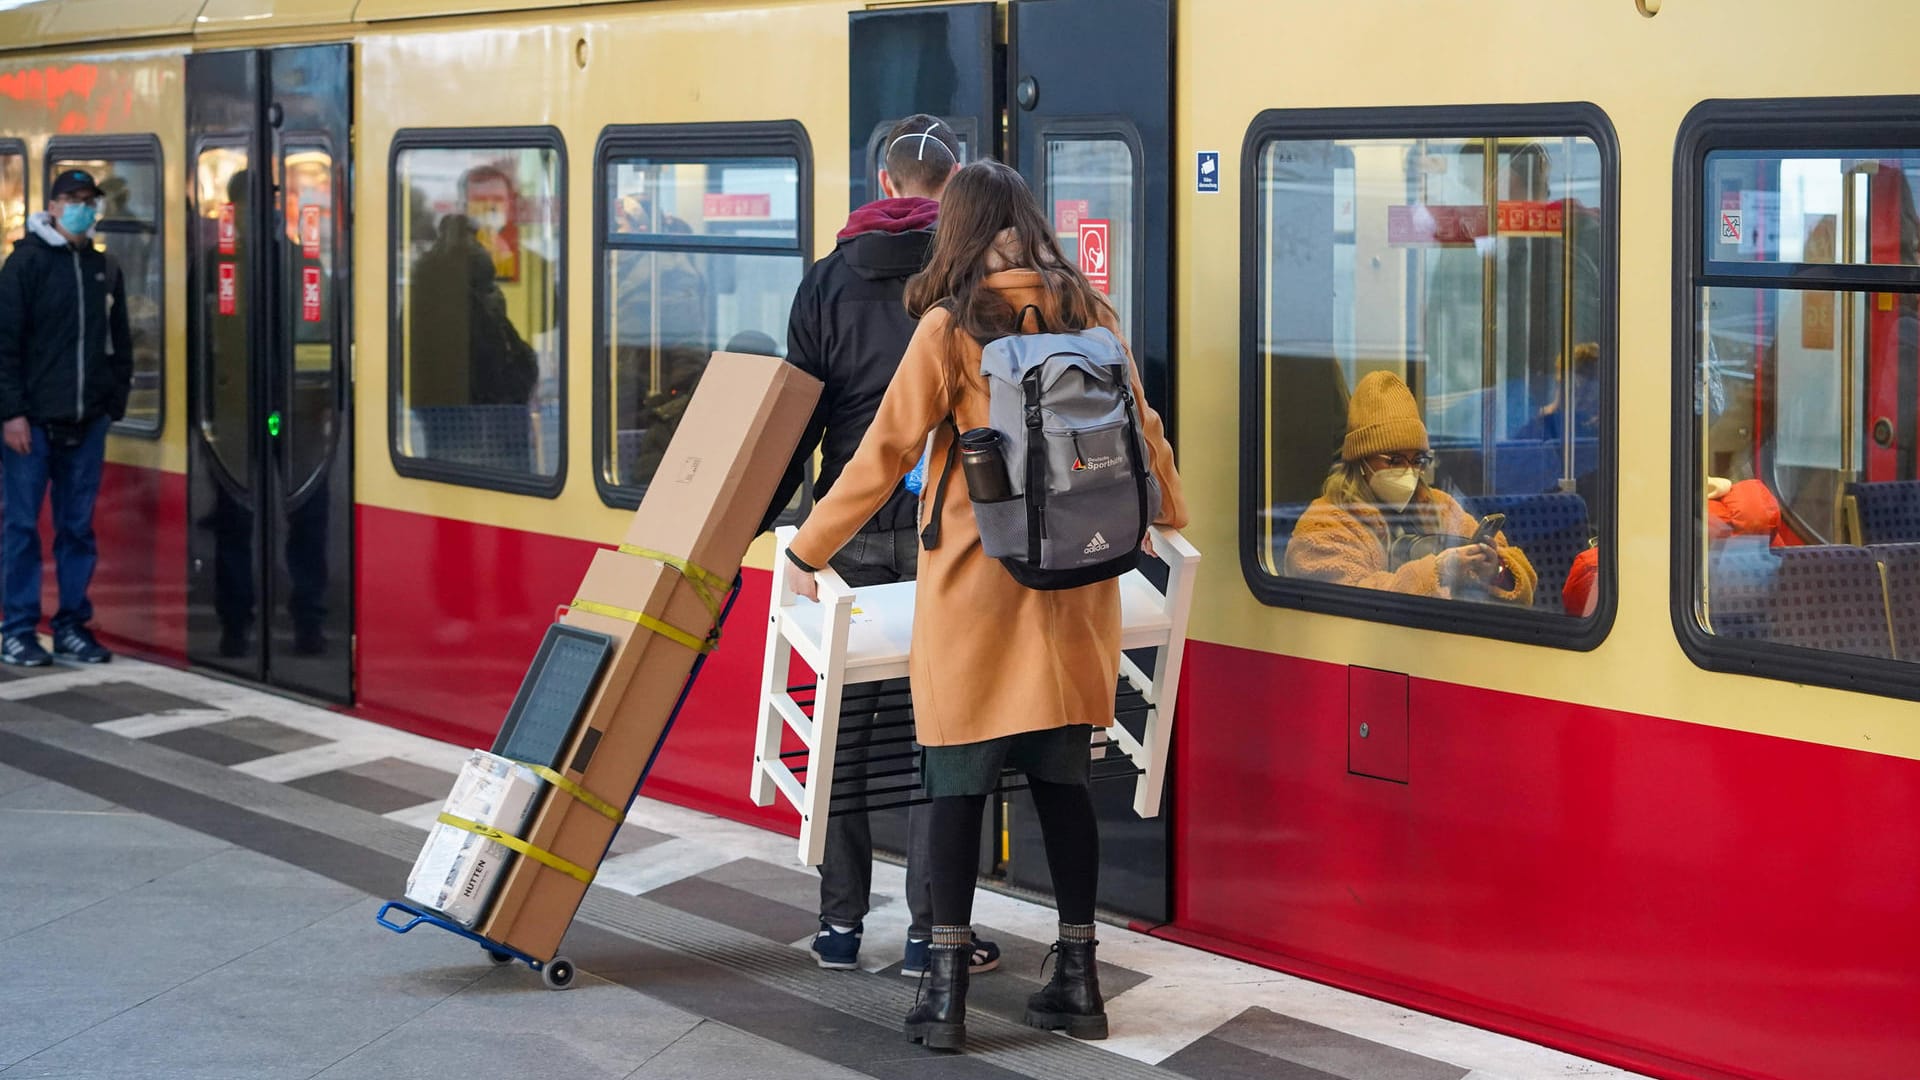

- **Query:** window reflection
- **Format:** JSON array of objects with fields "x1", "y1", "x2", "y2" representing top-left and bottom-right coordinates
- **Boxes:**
[
  {"x1": 0, "y1": 150, "x2": 24, "y2": 260},
  {"x1": 195, "y1": 143, "x2": 251, "y2": 481},
  {"x1": 55, "y1": 154, "x2": 163, "y2": 432},
  {"x1": 392, "y1": 144, "x2": 562, "y2": 481},
  {"x1": 1253, "y1": 132, "x2": 1607, "y2": 618},
  {"x1": 600, "y1": 154, "x2": 803, "y2": 494}
]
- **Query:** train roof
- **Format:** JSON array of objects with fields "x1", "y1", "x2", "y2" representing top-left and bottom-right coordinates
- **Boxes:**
[{"x1": 0, "y1": 0, "x2": 588, "y2": 52}]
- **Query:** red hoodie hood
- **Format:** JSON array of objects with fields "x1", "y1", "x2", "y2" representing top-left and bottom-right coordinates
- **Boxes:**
[{"x1": 837, "y1": 196, "x2": 939, "y2": 240}]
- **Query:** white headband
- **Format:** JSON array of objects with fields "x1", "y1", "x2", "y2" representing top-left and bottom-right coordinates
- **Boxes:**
[{"x1": 887, "y1": 122, "x2": 955, "y2": 163}]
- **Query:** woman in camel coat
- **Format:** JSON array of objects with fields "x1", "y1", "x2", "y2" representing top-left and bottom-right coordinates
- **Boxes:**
[
  {"x1": 1285, "y1": 371, "x2": 1534, "y2": 604},
  {"x1": 784, "y1": 160, "x2": 1185, "y2": 1051}
]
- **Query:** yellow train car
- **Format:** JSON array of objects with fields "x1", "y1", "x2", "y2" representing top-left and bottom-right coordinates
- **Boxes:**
[{"x1": 1, "y1": 3, "x2": 1916, "y2": 1077}]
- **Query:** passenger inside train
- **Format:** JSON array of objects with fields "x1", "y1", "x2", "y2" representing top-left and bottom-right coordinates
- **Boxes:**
[{"x1": 1285, "y1": 370, "x2": 1537, "y2": 603}]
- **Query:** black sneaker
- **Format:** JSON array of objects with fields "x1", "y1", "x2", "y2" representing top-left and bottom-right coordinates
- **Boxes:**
[
  {"x1": 51, "y1": 625, "x2": 111, "y2": 664},
  {"x1": 0, "y1": 634, "x2": 50, "y2": 667}
]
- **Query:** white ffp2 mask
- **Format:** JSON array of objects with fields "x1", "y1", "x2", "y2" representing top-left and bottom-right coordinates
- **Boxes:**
[{"x1": 1369, "y1": 467, "x2": 1420, "y2": 511}]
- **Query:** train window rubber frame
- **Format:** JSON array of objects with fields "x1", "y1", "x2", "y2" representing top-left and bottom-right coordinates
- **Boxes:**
[
  {"x1": 1670, "y1": 96, "x2": 1920, "y2": 701},
  {"x1": 590, "y1": 120, "x2": 813, "y2": 512},
  {"x1": 46, "y1": 134, "x2": 165, "y2": 440},
  {"x1": 385, "y1": 126, "x2": 569, "y2": 499},
  {"x1": 1238, "y1": 103, "x2": 1621, "y2": 651}
]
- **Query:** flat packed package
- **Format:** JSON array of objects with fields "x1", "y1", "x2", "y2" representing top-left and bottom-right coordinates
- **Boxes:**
[
  {"x1": 475, "y1": 350, "x2": 820, "y2": 960},
  {"x1": 404, "y1": 751, "x2": 543, "y2": 927}
]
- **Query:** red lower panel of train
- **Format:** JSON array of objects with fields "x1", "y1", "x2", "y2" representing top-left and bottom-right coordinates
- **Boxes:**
[
  {"x1": 91, "y1": 489, "x2": 1919, "y2": 1079},
  {"x1": 1172, "y1": 641, "x2": 1920, "y2": 1080}
]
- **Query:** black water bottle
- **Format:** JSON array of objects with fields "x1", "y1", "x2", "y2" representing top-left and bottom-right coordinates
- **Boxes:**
[{"x1": 958, "y1": 427, "x2": 1015, "y2": 502}]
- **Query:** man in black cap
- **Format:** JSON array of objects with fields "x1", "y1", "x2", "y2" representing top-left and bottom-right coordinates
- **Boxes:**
[{"x1": 0, "y1": 168, "x2": 132, "y2": 665}]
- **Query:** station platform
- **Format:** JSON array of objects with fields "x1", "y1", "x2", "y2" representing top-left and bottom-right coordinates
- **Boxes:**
[{"x1": 0, "y1": 657, "x2": 1646, "y2": 1080}]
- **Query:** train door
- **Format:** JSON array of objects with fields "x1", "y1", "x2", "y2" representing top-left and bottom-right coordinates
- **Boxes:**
[
  {"x1": 184, "y1": 46, "x2": 354, "y2": 702},
  {"x1": 847, "y1": 0, "x2": 1174, "y2": 921}
]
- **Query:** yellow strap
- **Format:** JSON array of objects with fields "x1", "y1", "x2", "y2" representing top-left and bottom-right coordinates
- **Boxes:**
[
  {"x1": 519, "y1": 762, "x2": 623, "y2": 824},
  {"x1": 435, "y1": 812, "x2": 593, "y2": 884},
  {"x1": 616, "y1": 544, "x2": 727, "y2": 621},
  {"x1": 569, "y1": 598, "x2": 711, "y2": 653}
]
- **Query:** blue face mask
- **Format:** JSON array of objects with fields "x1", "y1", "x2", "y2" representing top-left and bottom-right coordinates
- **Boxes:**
[{"x1": 58, "y1": 203, "x2": 97, "y2": 235}]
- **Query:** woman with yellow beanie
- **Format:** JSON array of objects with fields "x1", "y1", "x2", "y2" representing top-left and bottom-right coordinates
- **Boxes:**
[{"x1": 1285, "y1": 371, "x2": 1535, "y2": 604}]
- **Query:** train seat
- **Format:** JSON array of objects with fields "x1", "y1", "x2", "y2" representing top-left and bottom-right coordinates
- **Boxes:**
[
  {"x1": 1847, "y1": 480, "x2": 1920, "y2": 545},
  {"x1": 1708, "y1": 542, "x2": 1894, "y2": 658},
  {"x1": 1869, "y1": 543, "x2": 1920, "y2": 660},
  {"x1": 1489, "y1": 437, "x2": 1599, "y2": 496},
  {"x1": 754, "y1": 524, "x2": 1200, "y2": 866},
  {"x1": 1463, "y1": 491, "x2": 1592, "y2": 610}
]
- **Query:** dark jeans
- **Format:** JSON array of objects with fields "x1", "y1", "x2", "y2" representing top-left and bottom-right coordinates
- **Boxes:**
[
  {"x1": 820, "y1": 526, "x2": 935, "y2": 937},
  {"x1": 2, "y1": 416, "x2": 109, "y2": 638}
]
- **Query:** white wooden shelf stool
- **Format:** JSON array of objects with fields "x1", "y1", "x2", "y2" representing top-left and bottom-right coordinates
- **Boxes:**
[{"x1": 752, "y1": 524, "x2": 1200, "y2": 865}]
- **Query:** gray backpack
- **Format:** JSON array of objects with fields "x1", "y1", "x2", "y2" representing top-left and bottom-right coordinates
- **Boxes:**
[{"x1": 922, "y1": 311, "x2": 1161, "y2": 590}]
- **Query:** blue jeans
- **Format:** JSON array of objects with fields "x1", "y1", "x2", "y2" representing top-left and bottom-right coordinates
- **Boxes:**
[{"x1": 2, "y1": 416, "x2": 108, "y2": 638}]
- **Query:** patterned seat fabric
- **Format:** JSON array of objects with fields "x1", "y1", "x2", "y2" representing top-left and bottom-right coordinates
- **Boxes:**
[
  {"x1": 1461, "y1": 492, "x2": 1592, "y2": 610},
  {"x1": 1708, "y1": 542, "x2": 1894, "y2": 659},
  {"x1": 1869, "y1": 543, "x2": 1920, "y2": 661},
  {"x1": 1848, "y1": 481, "x2": 1920, "y2": 545}
]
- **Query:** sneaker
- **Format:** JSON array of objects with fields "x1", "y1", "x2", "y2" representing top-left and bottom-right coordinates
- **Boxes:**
[
  {"x1": 901, "y1": 933, "x2": 1000, "y2": 978},
  {"x1": 0, "y1": 633, "x2": 50, "y2": 667},
  {"x1": 51, "y1": 625, "x2": 111, "y2": 664},
  {"x1": 811, "y1": 920, "x2": 862, "y2": 970}
]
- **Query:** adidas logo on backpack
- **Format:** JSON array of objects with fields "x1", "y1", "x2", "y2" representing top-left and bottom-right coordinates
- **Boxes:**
[{"x1": 920, "y1": 306, "x2": 1161, "y2": 591}]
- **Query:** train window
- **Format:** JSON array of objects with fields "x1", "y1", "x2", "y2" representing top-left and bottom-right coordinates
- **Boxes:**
[
  {"x1": 1045, "y1": 133, "x2": 1139, "y2": 349},
  {"x1": 1, "y1": 140, "x2": 24, "y2": 260},
  {"x1": 593, "y1": 122, "x2": 811, "y2": 508},
  {"x1": 48, "y1": 137, "x2": 165, "y2": 436},
  {"x1": 388, "y1": 129, "x2": 566, "y2": 496},
  {"x1": 1241, "y1": 106, "x2": 1618, "y2": 648},
  {"x1": 1675, "y1": 100, "x2": 1920, "y2": 697}
]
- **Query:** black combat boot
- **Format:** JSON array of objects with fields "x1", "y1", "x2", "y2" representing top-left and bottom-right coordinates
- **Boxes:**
[
  {"x1": 1024, "y1": 937, "x2": 1107, "y2": 1039},
  {"x1": 904, "y1": 941, "x2": 969, "y2": 1050}
]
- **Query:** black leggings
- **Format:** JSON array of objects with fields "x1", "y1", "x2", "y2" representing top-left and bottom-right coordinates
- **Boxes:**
[{"x1": 927, "y1": 779, "x2": 1099, "y2": 927}]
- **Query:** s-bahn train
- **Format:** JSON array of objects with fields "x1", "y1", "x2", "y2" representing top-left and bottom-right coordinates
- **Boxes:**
[{"x1": 2, "y1": 1, "x2": 1917, "y2": 1076}]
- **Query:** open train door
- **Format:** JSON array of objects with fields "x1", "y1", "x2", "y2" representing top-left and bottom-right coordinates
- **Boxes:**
[
  {"x1": 184, "y1": 46, "x2": 354, "y2": 703},
  {"x1": 1006, "y1": 0, "x2": 1173, "y2": 922}
]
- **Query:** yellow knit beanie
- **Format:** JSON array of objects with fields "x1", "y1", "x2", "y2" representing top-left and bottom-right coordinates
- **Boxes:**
[{"x1": 1341, "y1": 371, "x2": 1429, "y2": 462}]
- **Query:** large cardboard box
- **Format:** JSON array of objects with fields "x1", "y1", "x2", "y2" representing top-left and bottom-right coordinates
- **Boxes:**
[{"x1": 476, "y1": 351, "x2": 819, "y2": 960}]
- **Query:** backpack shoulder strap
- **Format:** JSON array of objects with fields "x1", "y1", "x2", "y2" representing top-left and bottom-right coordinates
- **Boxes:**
[{"x1": 919, "y1": 418, "x2": 961, "y2": 551}]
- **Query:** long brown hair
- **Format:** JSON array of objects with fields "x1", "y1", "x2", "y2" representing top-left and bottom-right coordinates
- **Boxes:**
[{"x1": 903, "y1": 159, "x2": 1109, "y2": 340}]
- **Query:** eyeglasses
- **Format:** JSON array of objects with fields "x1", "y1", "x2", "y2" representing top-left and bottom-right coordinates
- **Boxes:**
[{"x1": 1366, "y1": 452, "x2": 1434, "y2": 470}]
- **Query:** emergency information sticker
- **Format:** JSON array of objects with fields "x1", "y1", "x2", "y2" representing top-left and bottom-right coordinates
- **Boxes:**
[
  {"x1": 1078, "y1": 219, "x2": 1110, "y2": 294},
  {"x1": 300, "y1": 206, "x2": 322, "y2": 259},
  {"x1": 1197, "y1": 151, "x2": 1220, "y2": 194},
  {"x1": 218, "y1": 204, "x2": 236, "y2": 255},
  {"x1": 301, "y1": 267, "x2": 322, "y2": 323},
  {"x1": 217, "y1": 263, "x2": 236, "y2": 316}
]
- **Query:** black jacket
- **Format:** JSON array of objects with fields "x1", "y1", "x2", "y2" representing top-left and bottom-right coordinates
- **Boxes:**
[
  {"x1": 0, "y1": 213, "x2": 134, "y2": 425},
  {"x1": 764, "y1": 216, "x2": 935, "y2": 535}
]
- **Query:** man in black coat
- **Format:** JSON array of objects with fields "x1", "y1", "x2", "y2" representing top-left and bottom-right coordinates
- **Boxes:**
[
  {"x1": 767, "y1": 116, "x2": 999, "y2": 980},
  {"x1": 0, "y1": 168, "x2": 132, "y2": 666}
]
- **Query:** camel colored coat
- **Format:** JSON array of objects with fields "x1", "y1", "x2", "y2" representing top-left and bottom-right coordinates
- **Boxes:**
[
  {"x1": 1285, "y1": 488, "x2": 1536, "y2": 604},
  {"x1": 789, "y1": 270, "x2": 1187, "y2": 746}
]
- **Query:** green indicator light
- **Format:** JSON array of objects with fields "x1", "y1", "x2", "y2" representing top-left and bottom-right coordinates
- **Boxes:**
[{"x1": 267, "y1": 411, "x2": 282, "y2": 438}]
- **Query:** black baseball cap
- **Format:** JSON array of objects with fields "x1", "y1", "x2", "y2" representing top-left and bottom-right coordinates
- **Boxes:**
[{"x1": 50, "y1": 169, "x2": 101, "y2": 201}]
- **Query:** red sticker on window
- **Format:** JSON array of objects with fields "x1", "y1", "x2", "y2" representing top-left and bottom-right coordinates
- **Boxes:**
[
  {"x1": 301, "y1": 266, "x2": 322, "y2": 323},
  {"x1": 217, "y1": 262, "x2": 236, "y2": 316},
  {"x1": 218, "y1": 204, "x2": 236, "y2": 255},
  {"x1": 300, "y1": 205, "x2": 322, "y2": 259},
  {"x1": 1078, "y1": 219, "x2": 1110, "y2": 294}
]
